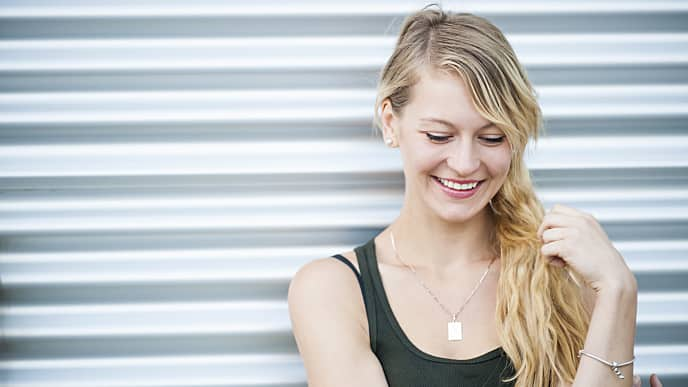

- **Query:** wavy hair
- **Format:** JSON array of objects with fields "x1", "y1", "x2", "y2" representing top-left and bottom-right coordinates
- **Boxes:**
[{"x1": 373, "y1": 5, "x2": 591, "y2": 386}]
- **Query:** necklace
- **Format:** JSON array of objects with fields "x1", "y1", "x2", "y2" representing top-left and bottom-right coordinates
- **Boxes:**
[{"x1": 389, "y1": 230, "x2": 497, "y2": 341}]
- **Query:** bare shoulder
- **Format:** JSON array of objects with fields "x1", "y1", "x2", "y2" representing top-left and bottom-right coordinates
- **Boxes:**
[
  {"x1": 288, "y1": 251, "x2": 366, "y2": 338},
  {"x1": 289, "y1": 250, "x2": 359, "y2": 298},
  {"x1": 287, "y1": 252, "x2": 387, "y2": 386}
]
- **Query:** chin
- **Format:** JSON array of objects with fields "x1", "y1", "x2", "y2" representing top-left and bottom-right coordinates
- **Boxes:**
[{"x1": 433, "y1": 205, "x2": 478, "y2": 223}]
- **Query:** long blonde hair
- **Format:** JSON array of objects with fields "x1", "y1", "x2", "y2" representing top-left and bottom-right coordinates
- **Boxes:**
[{"x1": 373, "y1": 5, "x2": 591, "y2": 386}]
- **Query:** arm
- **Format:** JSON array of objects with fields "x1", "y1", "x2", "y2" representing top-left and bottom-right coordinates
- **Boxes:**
[
  {"x1": 571, "y1": 276, "x2": 638, "y2": 387},
  {"x1": 539, "y1": 204, "x2": 638, "y2": 387},
  {"x1": 288, "y1": 258, "x2": 389, "y2": 387}
]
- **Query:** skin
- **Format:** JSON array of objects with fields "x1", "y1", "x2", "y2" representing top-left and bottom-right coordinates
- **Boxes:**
[
  {"x1": 288, "y1": 64, "x2": 664, "y2": 386},
  {"x1": 634, "y1": 374, "x2": 663, "y2": 387},
  {"x1": 373, "y1": 65, "x2": 511, "y2": 360},
  {"x1": 381, "y1": 65, "x2": 660, "y2": 386},
  {"x1": 380, "y1": 65, "x2": 511, "y2": 274}
]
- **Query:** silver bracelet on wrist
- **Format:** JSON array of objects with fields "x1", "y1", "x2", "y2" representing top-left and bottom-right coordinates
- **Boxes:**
[{"x1": 577, "y1": 349, "x2": 635, "y2": 379}]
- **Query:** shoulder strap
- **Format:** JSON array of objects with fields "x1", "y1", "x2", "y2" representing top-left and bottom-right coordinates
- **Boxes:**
[
  {"x1": 330, "y1": 254, "x2": 364, "y2": 297},
  {"x1": 353, "y1": 238, "x2": 378, "y2": 352}
]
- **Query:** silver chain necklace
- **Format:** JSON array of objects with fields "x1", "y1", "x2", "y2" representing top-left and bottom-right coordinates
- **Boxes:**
[{"x1": 389, "y1": 230, "x2": 497, "y2": 341}]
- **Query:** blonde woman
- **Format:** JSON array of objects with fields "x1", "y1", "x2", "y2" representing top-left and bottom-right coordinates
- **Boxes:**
[{"x1": 288, "y1": 5, "x2": 664, "y2": 387}]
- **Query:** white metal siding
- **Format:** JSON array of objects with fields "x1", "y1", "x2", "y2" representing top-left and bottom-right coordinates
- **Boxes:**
[{"x1": 1, "y1": 1, "x2": 687, "y2": 386}]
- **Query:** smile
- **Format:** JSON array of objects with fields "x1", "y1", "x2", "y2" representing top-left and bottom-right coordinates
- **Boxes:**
[
  {"x1": 436, "y1": 177, "x2": 480, "y2": 190},
  {"x1": 432, "y1": 176, "x2": 485, "y2": 199}
]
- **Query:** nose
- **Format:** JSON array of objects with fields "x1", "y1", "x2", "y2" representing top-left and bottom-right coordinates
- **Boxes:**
[{"x1": 446, "y1": 139, "x2": 481, "y2": 176}]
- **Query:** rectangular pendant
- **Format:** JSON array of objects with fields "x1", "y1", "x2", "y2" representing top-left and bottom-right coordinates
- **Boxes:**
[{"x1": 448, "y1": 321, "x2": 463, "y2": 341}]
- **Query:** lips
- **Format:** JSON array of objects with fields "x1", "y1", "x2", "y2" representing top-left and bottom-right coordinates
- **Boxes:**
[
  {"x1": 432, "y1": 175, "x2": 486, "y2": 199},
  {"x1": 437, "y1": 179, "x2": 482, "y2": 184},
  {"x1": 432, "y1": 176, "x2": 485, "y2": 185}
]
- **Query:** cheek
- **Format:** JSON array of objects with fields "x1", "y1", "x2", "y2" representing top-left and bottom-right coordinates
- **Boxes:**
[
  {"x1": 401, "y1": 145, "x2": 438, "y2": 172},
  {"x1": 489, "y1": 151, "x2": 512, "y2": 178}
]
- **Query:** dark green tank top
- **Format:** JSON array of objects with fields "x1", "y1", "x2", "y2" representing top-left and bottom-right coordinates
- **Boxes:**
[{"x1": 332, "y1": 236, "x2": 516, "y2": 387}]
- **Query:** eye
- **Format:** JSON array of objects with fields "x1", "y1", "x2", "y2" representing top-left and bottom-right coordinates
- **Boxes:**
[
  {"x1": 480, "y1": 136, "x2": 506, "y2": 144},
  {"x1": 425, "y1": 133, "x2": 506, "y2": 144},
  {"x1": 426, "y1": 133, "x2": 451, "y2": 143}
]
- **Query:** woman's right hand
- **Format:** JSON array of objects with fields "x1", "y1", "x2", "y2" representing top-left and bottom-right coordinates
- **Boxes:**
[{"x1": 633, "y1": 373, "x2": 663, "y2": 387}]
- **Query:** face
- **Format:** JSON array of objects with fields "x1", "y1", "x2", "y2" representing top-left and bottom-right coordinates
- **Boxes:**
[{"x1": 381, "y1": 66, "x2": 512, "y2": 224}]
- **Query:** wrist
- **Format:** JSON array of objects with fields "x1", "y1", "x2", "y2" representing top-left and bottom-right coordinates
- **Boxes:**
[{"x1": 596, "y1": 272, "x2": 638, "y2": 299}]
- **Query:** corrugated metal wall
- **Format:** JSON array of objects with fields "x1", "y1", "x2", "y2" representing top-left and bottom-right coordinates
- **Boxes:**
[{"x1": 1, "y1": 1, "x2": 686, "y2": 386}]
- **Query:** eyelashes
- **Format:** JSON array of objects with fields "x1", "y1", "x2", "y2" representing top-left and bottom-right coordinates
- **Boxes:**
[
  {"x1": 481, "y1": 137, "x2": 506, "y2": 144},
  {"x1": 426, "y1": 133, "x2": 451, "y2": 142},
  {"x1": 425, "y1": 133, "x2": 506, "y2": 144}
]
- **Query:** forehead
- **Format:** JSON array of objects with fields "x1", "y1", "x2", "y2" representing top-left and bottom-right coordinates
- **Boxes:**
[{"x1": 405, "y1": 67, "x2": 488, "y2": 128}]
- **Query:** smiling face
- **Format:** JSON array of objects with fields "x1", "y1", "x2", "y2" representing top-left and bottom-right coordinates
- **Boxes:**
[{"x1": 381, "y1": 66, "x2": 513, "y2": 224}]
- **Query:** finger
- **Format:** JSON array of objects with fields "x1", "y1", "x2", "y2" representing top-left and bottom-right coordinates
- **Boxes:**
[
  {"x1": 541, "y1": 227, "x2": 567, "y2": 243},
  {"x1": 537, "y1": 213, "x2": 577, "y2": 240},
  {"x1": 548, "y1": 256, "x2": 566, "y2": 268},
  {"x1": 551, "y1": 203, "x2": 599, "y2": 225},
  {"x1": 549, "y1": 203, "x2": 583, "y2": 216},
  {"x1": 541, "y1": 239, "x2": 566, "y2": 260},
  {"x1": 650, "y1": 373, "x2": 663, "y2": 387},
  {"x1": 633, "y1": 374, "x2": 641, "y2": 387}
]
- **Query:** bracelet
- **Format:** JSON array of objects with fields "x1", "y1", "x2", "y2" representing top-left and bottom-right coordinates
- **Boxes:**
[{"x1": 577, "y1": 349, "x2": 635, "y2": 379}]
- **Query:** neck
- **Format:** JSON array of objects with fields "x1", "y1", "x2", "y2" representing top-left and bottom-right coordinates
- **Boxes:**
[{"x1": 388, "y1": 197, "x2": 498, "y2": 277}]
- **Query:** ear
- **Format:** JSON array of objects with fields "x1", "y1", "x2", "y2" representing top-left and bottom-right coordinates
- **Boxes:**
[{"x1": 380, "y1": 98, "x2": 400, "y2": 146}]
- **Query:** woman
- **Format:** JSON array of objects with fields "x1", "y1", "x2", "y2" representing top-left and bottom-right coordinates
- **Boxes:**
[{"x1": 288, "y1": 5, "x2": 663, "y2": 387}]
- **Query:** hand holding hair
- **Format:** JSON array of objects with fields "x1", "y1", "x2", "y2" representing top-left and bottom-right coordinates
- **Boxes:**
[{"x1": 536, "y1": 203, "x2": 636, "y2": 294}]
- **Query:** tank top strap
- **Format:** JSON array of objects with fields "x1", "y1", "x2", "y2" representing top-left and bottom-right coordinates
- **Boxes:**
[{"x1": 353, "y1": 236, "x2": 378, "y2": 352}]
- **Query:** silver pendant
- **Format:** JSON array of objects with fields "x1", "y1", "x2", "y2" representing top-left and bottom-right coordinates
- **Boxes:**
[
  {"x1": 611, "y1": 362, "x2": 625, "y2": 379},
  {"x1": 448, "y1": 321, "x2": 462, "y2": 341}
]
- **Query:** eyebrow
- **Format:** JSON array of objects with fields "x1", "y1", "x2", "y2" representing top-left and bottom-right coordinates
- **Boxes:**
[{"x1": 420, "y1": 117, "x2": 495, "y2": 131}]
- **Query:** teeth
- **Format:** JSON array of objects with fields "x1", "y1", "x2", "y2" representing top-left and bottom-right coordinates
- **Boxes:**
[{"x1": 437, "y1": 177, "x2": 479, "y2": 191}]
